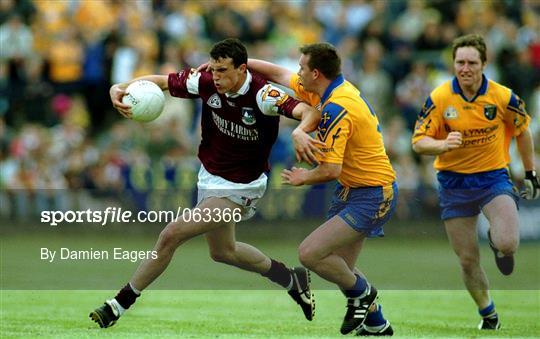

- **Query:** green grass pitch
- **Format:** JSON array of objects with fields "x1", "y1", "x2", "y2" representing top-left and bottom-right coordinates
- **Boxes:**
[
  {"x1": 1, "y1": 226, "x2": 539, "y2": 338},
  {"x1": 1, "y1": 290, "x2": 539, "y2": 338}
]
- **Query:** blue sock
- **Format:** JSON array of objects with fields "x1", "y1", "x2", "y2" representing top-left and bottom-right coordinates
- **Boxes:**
[
  {"x1": 364, "y1": 304, "x2": 386, "y2": 327},
  {"x1": 342, "y1": 274, "x2": 368, "y2": 298},
  {"x1": 479, "y1": 301, "x2": 497, "y2": 318}
]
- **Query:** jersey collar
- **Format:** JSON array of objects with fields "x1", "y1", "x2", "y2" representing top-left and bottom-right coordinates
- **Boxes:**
[
  {"x1": 225, "y1": 70, "x2": 252, "y2": 98},
  {"x1": 321, "y1": 74, "x2": 345, "y2": 104},
  {"x1": 452, "y1": 74, "x2": 488, "y2": 102}
]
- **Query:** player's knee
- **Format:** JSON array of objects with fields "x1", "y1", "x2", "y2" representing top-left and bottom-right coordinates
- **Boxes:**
[
  {"x1": 157, "y1": 223, "x2": 184, "y2": 251},
  {"x1": 490, "y1": 229, "x2": 519, "y2": 255},
  {"x1": 458, "y1": 255, "x2": 480, "y2": 273},
  {"x1": 298, "y1": 244, "x2": 317, "y2": 270}
]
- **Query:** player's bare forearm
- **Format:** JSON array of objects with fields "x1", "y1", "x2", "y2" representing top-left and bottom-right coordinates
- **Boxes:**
[
  {"x1": 294, "y1": 103, "x2": 320, "y2": 132},
  {"x1": 304, "y1": 163, "x2": 341, "y2": 184},
  {"x1": 281, "y1": 162, "x2": 341, "y2": 186},
  {"x1": 412, "y1": 137, "x2": 446, "y2": 155},
  {"x1": 248, "y1": 59, "x2": 292, "y2": 86},
  {"x1": 412, "y1": 132, "x2": 462, "y2": 155},
  {"x1": 516, "y1": 128, "x2": 536, "y2": 171}
]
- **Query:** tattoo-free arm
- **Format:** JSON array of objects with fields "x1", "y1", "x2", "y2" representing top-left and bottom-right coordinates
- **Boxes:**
[
  {"x1": 516, "y1": 127, "x2": 540, "y2": 199},
  {"x1": 516, "y1": 128, "x2": 536, "y2": 171},
  {"x1": 291, "y1": 102, "x2": 320, "y2": 132},
  {"x1": 412, "y1": 132, "x2": 463, "y2": 155},
  {"x1": 247, "y1": 59, "x2": 293, "y2": 87},
  {"x1": 281, "y1": 162, "x2": 342, "y2": 186}
]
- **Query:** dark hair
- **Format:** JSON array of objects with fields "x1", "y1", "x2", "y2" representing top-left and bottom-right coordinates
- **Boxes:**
[
  {"x1": 299, "y1": 43, "x2": 341, "y2": 80},
  {"x1": 452, "y1": 34, "x2": 487, "y2": 63},
  {"x1": 210, "y1": 38, "x2": 248, "y2": 68}
]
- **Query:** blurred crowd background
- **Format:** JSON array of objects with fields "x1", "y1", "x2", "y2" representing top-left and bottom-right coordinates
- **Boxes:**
[{"x1": 1, "y1": 0, "x2": 539, "y2": 222}]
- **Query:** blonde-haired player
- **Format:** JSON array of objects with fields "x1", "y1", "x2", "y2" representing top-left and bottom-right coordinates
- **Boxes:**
[{"x1": 412, "y1": 34, "x2": 539, "y2": 330}]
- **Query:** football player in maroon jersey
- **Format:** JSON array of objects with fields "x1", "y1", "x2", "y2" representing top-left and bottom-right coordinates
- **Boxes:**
[{"x1": 90, "y1": 38, "x2": 322, "y2": 329}]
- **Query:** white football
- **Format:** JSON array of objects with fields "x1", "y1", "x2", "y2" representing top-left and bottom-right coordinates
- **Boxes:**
[{"x1": 122, "y1": 80, "x2": 165, "y2": 122}]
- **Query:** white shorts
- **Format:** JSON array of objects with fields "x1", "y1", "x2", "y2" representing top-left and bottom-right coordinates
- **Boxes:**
[{"x1": 196, "y1": 165, "x2": 267, "y2": 221}]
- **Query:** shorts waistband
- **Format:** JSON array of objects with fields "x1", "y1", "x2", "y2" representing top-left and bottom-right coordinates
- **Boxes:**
[
  {"x1": 337, "y1": 182, "x2": 396, "y2": 201},
  {"x1": 437, "y1": 168, "x2": 509, "y2": 178},
  {"x1": 339, "y1": 182, "x2": 395, "y2": 190}
]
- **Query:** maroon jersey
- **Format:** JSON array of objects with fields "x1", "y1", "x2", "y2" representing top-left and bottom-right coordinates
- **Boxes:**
[{"x1": 168, "y1": 69, "x2": 300, "y2": 183}]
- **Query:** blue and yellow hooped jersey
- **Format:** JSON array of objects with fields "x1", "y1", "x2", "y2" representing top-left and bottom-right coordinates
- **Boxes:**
[
  {"x1": 290, "y1": 74, "x2": 395, "y2": 187},
  {"x1": 412, "y1": 75, "x2": 530, "y2": 173}
]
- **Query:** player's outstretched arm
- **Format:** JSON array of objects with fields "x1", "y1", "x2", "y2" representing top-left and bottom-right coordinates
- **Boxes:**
[
  {"x1": 281, "y1": 163, "x2": 342, "y2": 186},
  {"x1": 247, "y1": 59, "x2": 293, "y2": 87},
  {"x1": 516, "y1": 128, "x2": 540, "y2": 199},
  {"x1": 412, "y1": 132, "x2": 462, "y2": 155},
  {"x1": 292, "y1": 102, "x2": 320, "y2": 132},
  {"x1": 110, "y1": 75, "x2": 168, "y2": 119}
]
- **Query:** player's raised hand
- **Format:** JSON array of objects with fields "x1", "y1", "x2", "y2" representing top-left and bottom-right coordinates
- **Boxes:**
[
  {"x1": 444, "y1": 131, "x2": 462, "y2": 151},
  {"x1": 196, "y1": 62, "x2": 210, "y2": 73},
  {"x1": 292, "y1": 128, "x2": 325, "y2": 165},
  {"x1": 281, "y1": 166, "x2": 307, "y2": 186},
  {"x1": 110, "y1": 84, "x2": 132, "y2": 119},
  {"x1": 521, "y1": 170, "x2": 540, "y2": 200}
]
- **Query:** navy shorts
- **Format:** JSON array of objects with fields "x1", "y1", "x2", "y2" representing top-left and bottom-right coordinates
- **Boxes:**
[
  {"x1": 327, "y1": 182, "x2": 398, "y2": 237},
  {"x1": 437, "y1": 168, "x2": 519, "y2": 220}
]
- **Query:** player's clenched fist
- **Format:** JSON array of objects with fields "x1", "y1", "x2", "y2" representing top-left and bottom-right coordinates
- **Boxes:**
[{"x1": 444, "y1": 131, "x2": 462, "y2": 151}]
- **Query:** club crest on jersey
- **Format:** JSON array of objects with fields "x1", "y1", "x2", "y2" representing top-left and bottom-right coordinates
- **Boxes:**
[
  {"x1": 208, "y1": 94, "x2": 221, "y2": 108},
  {"x1": 241, "y1": 107, "x2": 256, "y2": 125},
  {"x1": 267, "y1": 89, "x2": 281, "y2": 98},
  {"x1": 443, "y1": 106, "x2": 458, "y2": 120},
  {"x1": 484, "y1": 105, "x2": 497, "y2": 120}
]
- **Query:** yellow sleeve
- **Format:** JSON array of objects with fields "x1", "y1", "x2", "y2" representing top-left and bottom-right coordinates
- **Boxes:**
[
  {"x1": 316, "y1": 102, "x2": 350, "y2": 164},
  {"x1": 289, "y1": 73, "x2": 321, "y2": 107},
  {"x1": 504, "y1": 92, "x2": 531, "y2": 136},
  {"x1": 412, "y1": 95, "x2": 443, "y2": 144}
]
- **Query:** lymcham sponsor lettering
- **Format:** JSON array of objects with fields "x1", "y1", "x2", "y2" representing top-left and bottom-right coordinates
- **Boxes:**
[
  {"x1": 462, "y1": 134, "x2": 497, "y2": 147},
  {"x1": 443, "y1": 124, "x2": 499, "y2": 136},
  {"x1": 460, "y1": 125, "x2": 499, "y2": 137}
]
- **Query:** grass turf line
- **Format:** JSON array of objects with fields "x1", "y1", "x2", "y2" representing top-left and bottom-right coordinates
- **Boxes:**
[{"x1": 1, "y1": 290, "x2": 539, "y2": 338}]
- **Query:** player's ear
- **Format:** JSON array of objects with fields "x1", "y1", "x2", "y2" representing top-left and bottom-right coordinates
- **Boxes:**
[
  {"x1": 238, "y1": 63, "x2": 247, "y2": 73},
  {"x1": 312, "y1": 68, "x2": 320, "y2": 79}
]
